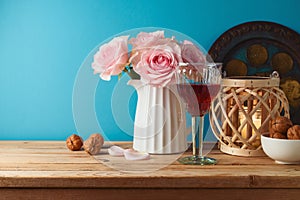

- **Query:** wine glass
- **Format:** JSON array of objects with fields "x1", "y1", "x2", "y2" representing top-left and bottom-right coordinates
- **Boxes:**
[{"x1": 176, "y1": 63, "x2": 221, "y2": 165}]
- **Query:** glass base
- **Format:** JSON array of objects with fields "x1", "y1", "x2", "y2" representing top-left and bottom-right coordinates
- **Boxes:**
[{"x1": 178, "y1": 156, "x2": 217, "y2": 165}]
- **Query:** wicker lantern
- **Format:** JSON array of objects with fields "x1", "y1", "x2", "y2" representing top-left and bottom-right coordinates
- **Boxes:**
[{"x1": 210, "y1": 74, "x2": 290, "y2": 156}]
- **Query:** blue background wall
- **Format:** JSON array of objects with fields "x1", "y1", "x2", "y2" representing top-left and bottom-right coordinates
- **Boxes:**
[{"x1": 0, "y1": 0, "x2": 299, "y2": 140}]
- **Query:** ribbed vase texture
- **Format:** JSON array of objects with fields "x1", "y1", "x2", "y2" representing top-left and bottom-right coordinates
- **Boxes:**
[{"x1": 128, "y1": 80, "x2": 188, "y2": 154}]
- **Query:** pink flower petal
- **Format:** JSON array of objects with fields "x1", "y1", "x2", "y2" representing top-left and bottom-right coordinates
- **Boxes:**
[
  {"x1": 132, "y1": 39, "x2": 182, "y2": 87},
  {"x1": 123, "y1": 149, "x2": 150, "y2": 161},
  {"x1": 129, "y1": 30, "x2": 165, "y2": 48},
  {"x1": 181, "y1": 40, "x2": 206, "y2": 69},
  {"x1": 108, "y1": 145, "x2": 125, "y2": 157},
  {"x1": 92, "y1": 35, "x2": 129, "y2": 80}
]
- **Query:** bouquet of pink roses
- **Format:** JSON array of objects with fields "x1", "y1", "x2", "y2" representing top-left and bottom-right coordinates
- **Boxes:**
[{"x1": 92, "y1": 30, "x2": 206, "y2": 87}]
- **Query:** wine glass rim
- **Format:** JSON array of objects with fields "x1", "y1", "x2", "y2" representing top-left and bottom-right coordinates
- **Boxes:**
[
  {"x1": 207, "y1": 62, "x2": 222, "y2": 67},
  {"x1": 178, "y1": 62, "x2": 222, "y2": 67}
]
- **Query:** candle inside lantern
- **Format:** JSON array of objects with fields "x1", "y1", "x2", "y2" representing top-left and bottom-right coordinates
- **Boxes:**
[{"x1": 239, "y1": 106, "x2": 261, "y2": 139}]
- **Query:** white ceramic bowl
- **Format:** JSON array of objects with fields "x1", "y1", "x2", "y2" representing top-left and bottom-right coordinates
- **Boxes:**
[{"x1": 261, "y1": 133, "x2": 300, "y2": 164}]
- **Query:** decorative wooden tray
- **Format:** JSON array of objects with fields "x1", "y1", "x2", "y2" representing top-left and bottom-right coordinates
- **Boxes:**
[{"x1": 208, "y1": 21, "x2": 300, "y2": 124}]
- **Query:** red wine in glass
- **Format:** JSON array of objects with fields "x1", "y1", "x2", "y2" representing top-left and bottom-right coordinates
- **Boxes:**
[
  {"x1": 177, "y1": 83, "x2": 220, "y2": 116},
  {"x1": 176, "y1": 64, "x2": 222, "y2": 165}
]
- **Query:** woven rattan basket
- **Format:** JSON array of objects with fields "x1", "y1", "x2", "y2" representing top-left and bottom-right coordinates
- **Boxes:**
[{"x1": 210, "y1": 75, "x2": 290, "y2": 156}]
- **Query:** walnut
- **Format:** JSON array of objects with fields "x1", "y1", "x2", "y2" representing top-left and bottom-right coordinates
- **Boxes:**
[
  {"x1": 287, "y1": 125, "x2": 300, "y2": 140},
  {"x1": 271, "y1": 132, "x2": 287, "y2": 139},
  {"x1": 66, "y1": 134, "x2": 83, "y2": 151},
  {"x1": 271, "y1": 116, "x2": 293, "y2": 134},
  {"x1": 83, "y1": 133, "x2": 104, "y2": 155},
  {"x1": 269, "y1": 128, "x2": 276, "y2": 138}
]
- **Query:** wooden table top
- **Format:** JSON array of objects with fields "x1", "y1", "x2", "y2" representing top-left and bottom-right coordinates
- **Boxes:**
[{"x1": 0, "y1": 141, "x2": 299, "y2": 200}]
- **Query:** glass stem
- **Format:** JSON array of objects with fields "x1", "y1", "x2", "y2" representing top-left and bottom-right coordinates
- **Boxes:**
[
  {"x1": 198, "y1": 116, "x2": 204, "y2": 158},
  {"x1": 192, "y1": 116, "x2": 197, "y2": 156}
]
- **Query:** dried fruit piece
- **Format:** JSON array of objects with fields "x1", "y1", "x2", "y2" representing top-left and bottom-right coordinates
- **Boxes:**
[
  {"x1": 66, "y1": 134, "x2": 83, "y2": 151},
  {"x1": 271, "y1": 116, "x2": 293, "y2": 135},
  {"x1": 83, "y1": 133, "x2": 104, "y2": 155},
  {"x1": 287, "y1": 125, "x2": 300, "y2": 140}
]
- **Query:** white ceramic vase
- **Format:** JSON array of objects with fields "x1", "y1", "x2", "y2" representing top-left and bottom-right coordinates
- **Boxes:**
[{"x1": 128, "y1": 80, "x2": 188, "y2": 154}]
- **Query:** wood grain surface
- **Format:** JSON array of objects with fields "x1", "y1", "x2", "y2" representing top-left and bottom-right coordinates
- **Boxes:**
[{"x1": 0, "y1": 141, "x2": 299, "y2": 200}]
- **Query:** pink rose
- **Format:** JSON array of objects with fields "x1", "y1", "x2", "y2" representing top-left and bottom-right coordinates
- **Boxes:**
[
  {"x1": 129, "y1": 30, "x2": 165, "y2": 48},
  {"x1": 132, "y1": 39, "x2": 182, "y2": 87},
  {"x1": 92, "y1": 35, "x2": 129, "y2": 81},
  {"x1": 129, "y1": 31, "x2": 165, "y2": 66},
  {"x1": 181, "y1": 40, "x2": 206, "y2": 69}
]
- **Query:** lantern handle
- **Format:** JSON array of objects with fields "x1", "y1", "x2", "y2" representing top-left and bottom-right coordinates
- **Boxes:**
[{"x1": 270, "y1": 71, "x2": 280, "y2": 78}]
